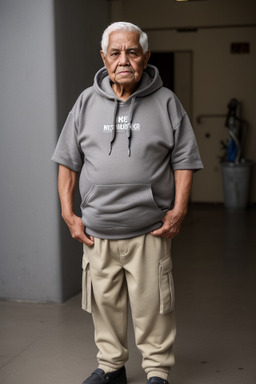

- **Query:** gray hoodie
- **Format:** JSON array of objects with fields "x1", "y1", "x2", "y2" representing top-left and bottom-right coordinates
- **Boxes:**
[{"x1": 52, "y1": 65, "x2": 203, "y2": 239}]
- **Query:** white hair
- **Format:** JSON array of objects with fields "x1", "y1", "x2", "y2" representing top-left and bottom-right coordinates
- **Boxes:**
[{"x1": 101, "y1": 22, "x2": 149, "y2": 54}]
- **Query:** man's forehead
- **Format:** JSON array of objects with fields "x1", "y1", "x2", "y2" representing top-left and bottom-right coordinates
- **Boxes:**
[{"x1": 108, "y1": 31, "x2": 140, "y2": 46}]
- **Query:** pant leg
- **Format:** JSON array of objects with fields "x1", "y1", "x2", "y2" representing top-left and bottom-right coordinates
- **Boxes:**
[
  {"x1": 124, "y1": 234, "x2": 176, "y2": 379},
  {"x1": 83, "y1": 239, "x2": 129, "y2": 371}
]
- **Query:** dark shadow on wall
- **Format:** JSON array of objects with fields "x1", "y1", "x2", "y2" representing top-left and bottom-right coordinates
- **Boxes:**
[{"x1": 53, "y1": 0, "x2": 110, "y2": 302}]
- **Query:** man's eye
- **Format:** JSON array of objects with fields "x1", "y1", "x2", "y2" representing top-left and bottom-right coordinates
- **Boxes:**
[
  {"x1": 129, "y1": 51, "x2": 137, "y2": 55},
  {"x1": 111, "y1": 52, "x2": 119, "y2": 56}
]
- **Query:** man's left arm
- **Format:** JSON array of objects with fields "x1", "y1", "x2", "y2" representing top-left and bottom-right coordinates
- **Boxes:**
[{"x1": 151, "y1": 169, "x2": 193, "y2": 239}]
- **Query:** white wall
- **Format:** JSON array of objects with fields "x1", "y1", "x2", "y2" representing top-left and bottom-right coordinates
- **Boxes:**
[
  {"x1": 110, "y1": 0, "x2": 256, "y2": 203},
  {"x1": 0, "y1": 0, "x2": 61, "y2": 302},
  {"x1": 0, "y1": 0, "x2": 109, "y2": 302}
]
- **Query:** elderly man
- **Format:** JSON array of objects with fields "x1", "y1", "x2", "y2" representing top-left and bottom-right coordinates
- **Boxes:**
[{"x1": 52, "y1": 22, "x2": 203, "y2": 384}]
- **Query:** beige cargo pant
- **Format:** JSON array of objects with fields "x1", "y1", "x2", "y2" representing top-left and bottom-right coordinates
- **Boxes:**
[{"x1": 82, "y1": 233, "x2": 176, "y2": 380}]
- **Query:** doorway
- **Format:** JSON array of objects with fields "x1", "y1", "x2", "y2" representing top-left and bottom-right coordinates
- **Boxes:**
[
  {"x1": 149, "y1": 52, "x2": 175, "y2": 90},
  {"x1": 149, "y1": 51, "x2": 193, "y2": 120},
  {"x1": 149, "y1": 51, "x2": 198, "y2": 201}
]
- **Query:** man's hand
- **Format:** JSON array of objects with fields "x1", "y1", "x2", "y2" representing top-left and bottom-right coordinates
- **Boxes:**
[
  {"x1": 151, "y1": 208, "x2": 186, "y2": 239},
  {"x1": 151, "y1": 169, "x2": 193, "y2": 239},
  {"x1": 64, "y1": 213, "x2": 94, "y2": 246},
  {"x1": 58, "y1": 165, "x2": 94, "y2": 246}
]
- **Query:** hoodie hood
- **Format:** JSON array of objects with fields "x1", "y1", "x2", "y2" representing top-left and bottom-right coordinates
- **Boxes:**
[
  {"x1": 93, "y1": 65, "x2": 163, "y2": 156},
  {"x1": 93, "y1": 64, "x2": 163, "y2": 100}
]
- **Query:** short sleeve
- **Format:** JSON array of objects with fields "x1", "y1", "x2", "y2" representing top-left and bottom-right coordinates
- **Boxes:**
[
  {"x1": 171, "y1": 112, "x2": 203, "y2": 172},
  {"x1": 51, "y1": 111, "x2": 83, "y2": 172}
]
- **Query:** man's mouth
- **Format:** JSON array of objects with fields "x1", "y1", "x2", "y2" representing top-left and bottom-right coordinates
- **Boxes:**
[{"x1": 117, "y1": 69, "x2": 134, "y2": 76}]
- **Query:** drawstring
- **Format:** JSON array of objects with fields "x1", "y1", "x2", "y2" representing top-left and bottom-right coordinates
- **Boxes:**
[
  {"x1": 108, "y1": 97, "x2": 136, "y2": 156},
  {"x1": 109, "y1": 99, "x2": 118, "y2": 155},
  {"x1": 127, "y1": 97, "x2": 136, "y2": 157}
]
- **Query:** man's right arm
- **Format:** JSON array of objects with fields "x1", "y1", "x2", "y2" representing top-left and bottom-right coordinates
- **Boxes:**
[{"x1": 58, "y1": 164, "x2": 94, "y2": 246}]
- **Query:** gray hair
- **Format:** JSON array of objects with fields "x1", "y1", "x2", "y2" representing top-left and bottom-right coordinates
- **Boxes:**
[{"x1": 101, "y1": 22, "x2": 149, "y2": 54}]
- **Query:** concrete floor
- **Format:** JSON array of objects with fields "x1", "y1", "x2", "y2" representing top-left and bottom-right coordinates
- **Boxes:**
[{"x1": 1, "y1": 204, "x2": 256, "y2": 384}]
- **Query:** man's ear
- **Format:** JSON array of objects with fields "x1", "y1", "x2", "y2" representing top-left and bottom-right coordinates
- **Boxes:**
[
  {"x1": 144, "y1": 51, "x2": 151, "y2": 69},
  {"x1": 100, "y1": 51, "x2": 106, "y2": 65}
]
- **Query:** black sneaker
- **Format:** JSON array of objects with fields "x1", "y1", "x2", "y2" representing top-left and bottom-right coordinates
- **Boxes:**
[
  {"x1": 147, "y1": 377, "x2": 169, "y2": 384},
  {"x1": 82, "y1": 367, "x2": 127, "y2": 384}
]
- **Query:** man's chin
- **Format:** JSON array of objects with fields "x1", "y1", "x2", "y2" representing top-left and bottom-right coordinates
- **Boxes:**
[{"x1": 115, "y1": 77, "x2": 137, "y2": 87}]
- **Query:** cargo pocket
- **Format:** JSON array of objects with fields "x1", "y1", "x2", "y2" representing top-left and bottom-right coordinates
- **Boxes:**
[
  {"x1": 81, "y1": 252, "x2": 92, "y2": 313},
  {"x1": 159, "y1": 256, "x2": 175, "y2": 315}
]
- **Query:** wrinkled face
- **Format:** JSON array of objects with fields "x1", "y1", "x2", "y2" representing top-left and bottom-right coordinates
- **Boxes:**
[{"x1": 100, "y1": 30, "x2": 150, "y2": 90}]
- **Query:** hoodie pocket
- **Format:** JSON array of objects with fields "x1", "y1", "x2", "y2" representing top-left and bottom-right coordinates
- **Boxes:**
[
  {"x1": 81, "y1": 251, "x2": 92, "y2": 313},
  {"x1": 81, "y1": 183, "x2": 165, "y2": 234},
  {"x1": 159, "y1": 255, "x2": 175, "y2": 314}
]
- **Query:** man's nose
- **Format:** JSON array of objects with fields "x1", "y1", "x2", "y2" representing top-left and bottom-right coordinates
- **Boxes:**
[{"x1": 119, "y1": 51, "x2": 129, "y2": 65}]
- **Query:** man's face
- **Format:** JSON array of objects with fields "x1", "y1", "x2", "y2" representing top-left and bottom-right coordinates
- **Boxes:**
[{"x1": 100, "y1": 30, "x2": 150, "y2": 90}]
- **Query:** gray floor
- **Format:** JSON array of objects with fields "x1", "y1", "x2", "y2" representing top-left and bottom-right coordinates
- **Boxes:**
[{"x1": 1, "y1": 204, "x2": 256, "y2": 384}]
